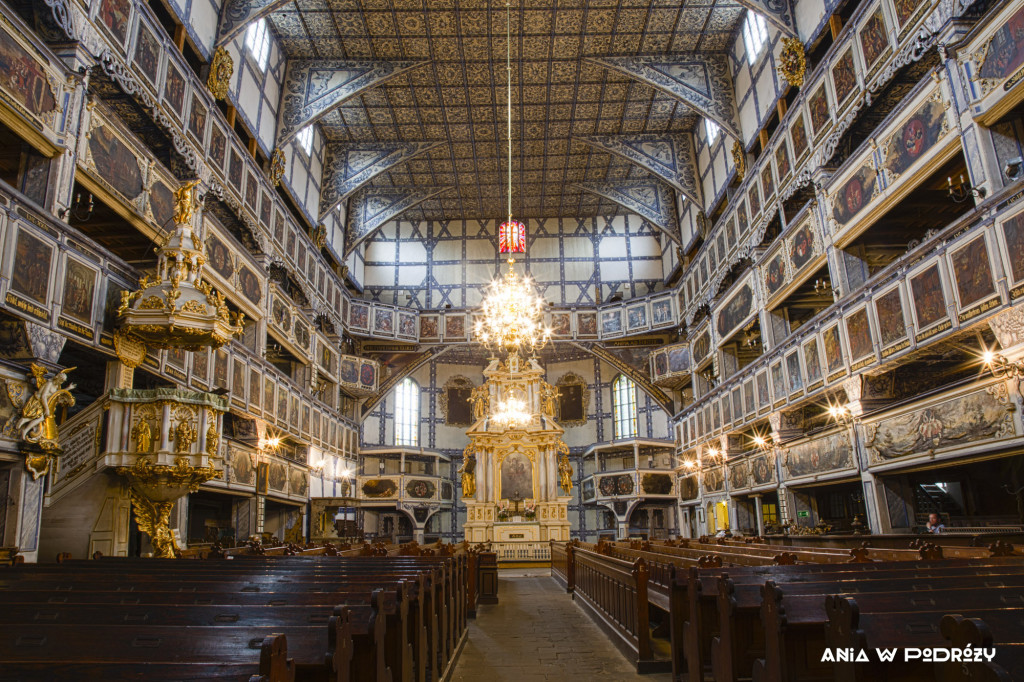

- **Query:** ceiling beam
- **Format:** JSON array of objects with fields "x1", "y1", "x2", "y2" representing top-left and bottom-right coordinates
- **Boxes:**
[
  {"x1": 319, "y1": 141, "x2": 445, "y2": 221},
  {"x1": 573, "y1": 180, "x2": 680, "y2": 244},
  {"x1": 587, "y1": 54, "x2": 741, "y2": 142},
  {"x1": 345, "y1": 186, "x2": 452, "y2": 258},
  {"x1": 574, "y1": 342, "x2": 674, "y2": 413},
  {"x1": 733, "y1": 0, "x2": 798, "y2": 38},
  {"x1": 575, "y1": 133, "x2": 702, "y2": 207},
  {"x1": 215, "y1": 0, "x2": 290, "y2": 48},
  {"x1": 276, "y1": 60, "x2": 427, "y2": 148}
]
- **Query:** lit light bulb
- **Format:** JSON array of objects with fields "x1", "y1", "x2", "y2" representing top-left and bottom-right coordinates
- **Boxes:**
[{"x1": 983, "y1": 350, "x2": 995, "y2": 365}]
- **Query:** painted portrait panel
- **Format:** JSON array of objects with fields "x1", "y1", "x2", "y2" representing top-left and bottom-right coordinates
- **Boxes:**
[
  {"x1": 445, "y1": 314, "x2": 466, "y2": 339},
  {"x1": 374, "y1": 308, "x2": 394, "y2": 335},
  {"x1": 748, "y1": 181, "x2": 761, "y2": 217},
  {"x1": 239, "y1": 266, "x2": 261, "y2": 305},
  {"x1": 273, "y1": 211, "x2": 285, "y2": 245},
  {"x1": 716, "y1": 282, "x2": 753, "y2": 339},
  {"x1": 822, "y1": 324, "x2": 844, "y2": 373},
  {"x1": 653, "y1": 350, "x2": 667, "y2": 378},
  {"x1": 293, "y1": 320, "x2": 310, "y2": 350},
  {"x1": 228, "y1": 149, "x2": 243, "y2": 189},
  {"x1": 736, "y1": 200, "x2": 748, "y2": 235},
  {"x1": 98, "y1": 0, "x2": 131, "y2": 45},
  {"x1": 349, "y1": 303, "x2": 369, "y2": 330},
  {"x1": 845, "y1": 308, "x2": 874, "y2": 361},
  {"x1": 187, "y1": 97, "x2": 207, "y2": 143},
  {"x1": 771, "y1": 361, "x2": 786, "y2": 401},
  {"x1": 875, "y1": 288, "x2": 907, "y2": 347},
  {"x1": 763, "y1": 250, "x2": 787, "y2": 298},
  {"x1": 707, "y1": 242, "x2": 717, "y2": 271},
  {"x1": 549, "y1": 311, "x2": 570, "y2": 336},
  {"x1": 832, "y1": 164, "x2": 877, "y2": 227},
  {"x1": 692, "y1": 329, "x2": 711, "y2": 363},
  {"x1": 214, "y1": 349, "x2": 228, "y2": 389},
  {"x1": 910, "y1": 264, "x2": 947, "y2": 328},
  {"x1": 744, "y1": 378, "x2": 756, "y2": 414},
  {"x1": 808, "y1": 84, "x2": 831, "y2": 139},
  {"x1": 162, "y1": 62, "x2": 186, "y2": 118},
  {"x1": 419, "y1": 314, "x2": 439, "y2": 339},
  {"x1": 978, "y1": 6, "x2": 1024, "y2": 83},
  {"x1": 756, "y1": 370, "x2": 770, "y2": 407},
  {"x1": 803, "y1": 338, "x2": 823, "y2": 384},
  {"x1": 859, "y1": 9, "x2": 890, "y2": 72},
  {"x1": 893, "y1": 0, "x2": 923, "y2": 31},
  {"x1": 601, "y1": 309, "x2": 622, "y2": 335},
  {"x1": 786, "y1": 352, "x2": 803, "y2": 394},
  {"x1": 788, "y1": 222, "x2": 815, "y2": 271},
  {"x1": 148, "y1": 180, "x2": 175, "y2": 229},
  {"x1": 652, "y1": 298, "x2": 672, "y2": 326},
  {"x1": 133, "y1": 22, "x2": 160, "y2": 86},
  {"x1": 0, "y1": 30, "x2": 56, "y2": 117},
  {"x1": 950, "y1": 236, "x2": 995, "y2": 308},
  {"x1": 500, "y1": 452, "x2": 533, "y2": 501},
  {"x1": 61, "y1": 259, "x2": 96, "y2": 324},
  {"x1": 627, "y1": 304, "x2": 647, "y2": 330},
  {"x1": 721, "y1": 394, "x2": 731, "y2": 424},
  {"x1": 831, "y1": 49, "x2": 858, "y2": 107},
  {"x1": 89, "y1": 125, "x2": 144, "y2": 199},
  {"x1": 667, "y1": 344, "x2": 689, "y2": 373},
  {"x1": 775, "y1": 142, "x2": 791, "y2": 181},
  {"x1": 790, "y1": 112, "x2": 809, "y2": 161},
  {"x1": 206, "y1": 234, "x2": 233, "y2": 280},
  {"x1": 260, "y1": 193, "x2": 272, "y2": 227},
  {"x1": 761, "y1": 162, "x2": 775, "y2": 199},
  {"x1": 1001, "y1": 212, "x2": 1024, "y2": 284},
  {"x1": 883, "y1": 97, "x2": 946, "y2": 177},
  {"x1": 192, "y1": 348, "x2": 209, "y2": 383},
  {"x1": 340, "y1": 358, "x2": 358, "y2": 385},
  {"x1": 398, "y1": 311, "x2": 417, "y2": 338},
  {"x1": 209, "y1": 126, "x2": 226, "y2": 171},
  {"x1": 577, "y1": 311, "x2": 598, "y2": 337},
  {"x1": 245, "y1": 172, "x2": 259, "y2": 210},
  {"x1": 11, "y1": 230, "x2": 52, "y2": 304}
]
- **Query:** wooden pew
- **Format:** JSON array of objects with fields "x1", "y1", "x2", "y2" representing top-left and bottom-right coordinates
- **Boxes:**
[{"x1": 937, "y1": 614, "x2": 1024, "y2": 681}]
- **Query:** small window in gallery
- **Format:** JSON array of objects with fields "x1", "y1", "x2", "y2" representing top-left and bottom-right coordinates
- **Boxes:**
[
  {"x1": 245, "y1": 18, "x2": 271, "y2": 71},
  {"x1": 704, "y1": 118, "x2": 720, "y2": 144},
  {"x1": 743, "y1": 11, "x2": 769, "y2": 65}
]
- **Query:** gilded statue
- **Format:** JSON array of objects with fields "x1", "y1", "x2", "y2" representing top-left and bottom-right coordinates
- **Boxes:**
[
  {"x1": 132, "y1": 420, "x2": 152, "y2": 453},
  {"x1": 15, "y1": 363, "x2": 76, "y2": 452},
  {"x1": 205, "y1": 419, "x2": 219, "y2": 456},
  {"x1": 174, "y1": 419, "x2": 196, "y2": 452},
  {"x1": 540, "y1": 381, "x2": 559, "y2": 417},
  {"x1": 469, "y1": 385, "x2": 489, "y2": 421},
  {"x1": 557, "y1": 442, "x2": 573, "y2": 494},
  {"x1": 172, "y1": 179, "x2": 201, "y2": 226},
  {"x1": 459, "y1": 446, "x2": 476, "y2": 498}
]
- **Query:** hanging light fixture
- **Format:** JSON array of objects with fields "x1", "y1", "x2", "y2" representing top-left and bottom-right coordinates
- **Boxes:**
[
  {"x1": 491, "y1": 395, "x2": 531, "y2": 430},
  {"x1": 473, "y1": 0, "x2": 551, "y2": 358}
]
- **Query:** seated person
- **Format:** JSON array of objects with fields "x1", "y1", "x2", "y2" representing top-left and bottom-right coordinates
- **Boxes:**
[{"x1": 925, "y1": 512, "x2": 945, "y2": 534}]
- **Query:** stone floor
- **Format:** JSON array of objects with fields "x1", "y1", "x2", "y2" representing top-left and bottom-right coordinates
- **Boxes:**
[{"x1": 451, "y1": 571, "x2": 673, "y2": 681}]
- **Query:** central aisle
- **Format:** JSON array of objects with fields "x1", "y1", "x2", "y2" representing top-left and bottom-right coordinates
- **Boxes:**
[{"x1": 452, "y1": 573, "x2": 673, "y2": 681}]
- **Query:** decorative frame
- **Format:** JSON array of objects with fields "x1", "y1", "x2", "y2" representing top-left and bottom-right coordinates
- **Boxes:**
[
  {"x1": 440, "y1": 375, "x2": 475, "y2": 426},
  {"x1": 555, "y1": 372, "x2": 589, "y2": 427}
]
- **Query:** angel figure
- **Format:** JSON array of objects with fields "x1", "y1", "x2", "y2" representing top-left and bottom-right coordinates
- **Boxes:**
[
  {"x1": 459, "y1": 446, "x2": 477, "y2": 498},
  {"x1": 15, "y1": 363, "x2": 76, "y2": 451},
  {"x1": 469, "y1": 385, "x2": 490, "y2": 421},
  {"x1": 558, "y1": 453, "x2": 574, "y2": 494},
  {"x1": 540, "y1": 382, "x2": 560, "y2": 417}
]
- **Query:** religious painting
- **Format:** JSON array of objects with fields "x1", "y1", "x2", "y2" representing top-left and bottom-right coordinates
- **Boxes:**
[
  {"x1": 419, "y1": 314, "x2": 439, "y2": 339},
  {"x1": 893, "y1": 0, "x2": 924, "y2": 31},
  {"x1": 398, "y1": 311, "x2": 417, "y2": 339},
  {"x1": 737, "y1": 200, "x2": 748, "y2": 236},
  {"x1": 286, "y1": 230, "x2": 295, "y2": 259},
  {"x1": 192, "y1": 348, "x2": 209, "y2": 383},
  {"x1": 728, "y1": 462, "x2": 748, "y2": 490},
  {"x1": 750, "y1": 453, "x2": 774, "y2": 485},
  {"x1": 679, "y1": 475, "x2": 698, "y2": 501},
  {"x1": 162, "y1": 62, "x2": 186, "y2": 119},
  {"x1": 319, "y1": 342, "x2": 334, "y2": 375},
  {"x1": 232, "y1": 358, "x2": 246, "y2": 400},
  {"x1": 707, "y1": 242, "x2": 717, "y2": 272},
  {"x1": 692, "y1": 328, "x2": 711, "y2": 363},
  {"x1": 712, "y1": 402, "x2": 721, "y2": 430},
  {"x1": 273, "y1": 211, "x2": 285, "y2": 245},
  {"x1": 349, "y1": 303, "x2": 369, "y2": 331},
  {"x1": 775, "y1": 142, "x2": 791, "y2": 182},
  {"x1": 249, "y1": 368, "x2": 261, "y2": 407},
  {"x1": 209, "y1": 126, "x2": 226, "y2": 171},
  {"x1": 667, "y1": 344, "x2": 689, "y2": 374},
  {"x1": 245, "y1": 172, "x2": 259, "y2": 211},
  {"x1": 277, "y1": 388, "x2": 287, "y2": 422},
  {"x1": 206, "y1": 234, "x2": 233, "y2": 280},
  {"x1": 89, "y1": 125, "x2": 143, "y2": 199},
  {"x1": 716, "y1": 232, "x2": 727, "y2": 264},
  {"x1": 601, "y1": 309, "x2": 622, "y2": 336},
  {"x1": 268, "y1": 462, "x2": 288, "y2": 492},
  {"x1": 909, "y1": 264, "x2": 947, "y2": 329},
  {"x1": 444, "y1": 313, "x2": 466, "y2": 339},
  {"x1": 61, "y1": 259, "x2": 96, "y2": 324},
  {"x1": 294, "y1": 320, "x2": 310, "y2": 350},
  {"x1": 133, "y1": 22, "x2": 160, "y2": 86},
  {"x1": 808, "y1": 84, "x2": 831, "y2": 139},
  {"x1": 743, "y1": 378, "x2": 755, "y2": 414},
  {"x1": 803, "y1": 337, "x2": 823, "y2": 385},
  {"x1": 763, "y1": 250, "x2": 787, "y2": 298},
  {"x1": 831, "y1": 48, "x2": 858, "y2": 108},
  {"x1": 599, "y1": 473, "x2": 634, "y2": 496},
  {"x1": 10, "y1": 230, "x2": 52, "y2": 305},
  {"x1": 406, "y1": 479, "x2": 436, "y2": 499},
  {"x1": 725, "y1": 216, "x2": 737, "y2": 250},
  {"x1": 699, "y1": 257, "x2": 708, "y2": 285},
  {"x1": 229, "y1": 448, "x2": 254, "y2": 486},
  {"x1": 883, "y1": 96, "x2": 947, "y2": 177},
  {"x1": 702, "y1": 466, "x2": 725, "y2": 493},
  {"x1": 748, "y1": 181, "x2": 761, "y2": 217},
  {"x1": 721, "y1": 394, "x2": 731, "y2": 424},
  {"x1": 757, "y1": 370, "x2": 770, "y2": 407},
  {"x1": 213, "y1": 349, "x2": 228, "y2": 389},
  {"x1": 290, "y1": 469, "x2": 308, "y2": 497},
  {"x1": 1001, "y1": 211, "x2": 1024, "y2": 286},
  {"x1": 715, "y1": 282, "x2": 753, "y2": 340},
  {"x1": 977, "y1": 6, "x2": 1024, "y2": 84},
  {"x1": 627, "y1": 303, "x2": 647, "y2": 331},
  {"x1": 98, "y1": 0, "x2": 131, "y2": 45},
  {"x1": 228, "y1": 149, "x2": 243, "y2": 190},
  {"x1": 731, "y1": 387, "x2": 742, "y2": 420},
  {"x1": 790, "y1": 112, "x2": 809, "y2": 161},
  {"x1": 950, "y1": 236, "x2": 996, "y2": 309},
  {"x1": 0, "y1": 30, "x2": 56, "y2": 117},
  {"x1": 786, "y1": 351, "x2": 803, "y2": 394},
  {"x1": 788, "y1": 221, "x2": 815, "y2": 272},
  {"x1": 760, "y1": 162, "x2": 775, "y2": 199},
  {"x1": 783, "y1": 432, "x2": 854, "y2": 477},
  {"x1": 771, "y1": 361, "x2": 786, "y2": 401},
  {"x1": 845, "y1": 308, "x2": 874, "y2": 361},
  {"x1": 187, "y1": 97, "x2": 207, "y2": 143},
  {"x1": 239, "y1": 265, "x2": 261, "y2": 305},
  {"x1": 822, "y1": 324, "x2": 844, "y2": 373},
  {"x1": 651, "y1": 297, "x2": 673, "y2": 326},
  {"x1": 864, "y1": 387, "x2": 1013, "y2": 462},
  {"x1": 373, "y1": 308, "x2": 394, "y2": 335},
  {"x1": 550, "y1": 311, "x2": 571, "y2": 336},
  {"x1": 271, "y1": 297, "x2": 291, "y2": 332},
  {"x1": 340, "y1": 357, "x2": 358, "y2": 385},
  {"x1": 875, "y1": 288, "x2": 907, "y2": 347},
  {"x1": 859, "y1": 9, "x2": 890, "y2": 73},
  {"x1": 149, "y1": 180, "x2": 175, "y2": 228},
  {"x1": 577, "y1": 311, "x2": 598, "y2": 338},
  {"x1": 653, "y1": 350, "x2": 668, "y2": 378},
  {"x1": 500, "y1": 452, "x2": 533, "y2": 501},
  {"x1": 832, "y1": 164, "x2": 877, "y2": 227}
]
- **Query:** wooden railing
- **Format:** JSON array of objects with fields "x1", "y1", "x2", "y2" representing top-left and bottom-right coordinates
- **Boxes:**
[{"x1": 492, "y1": 541, "x2": 550, "y2": 563}]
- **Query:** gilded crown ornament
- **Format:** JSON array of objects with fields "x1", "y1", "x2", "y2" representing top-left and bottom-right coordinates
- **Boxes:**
[
  {"x1": 777, "y1": 37, "x2": 807, "y2": 88},
  {"x1": 269, "y1": 148, "x2": 286, "y2": 187},
  {"x1": 118, "y1": 180, "x2": 245, "y2": 350},
  {"x1": 732, "y1": 140, "x2": 747, "y2": 181},
  {"x1": 207, "y1": 47, "x2": 233, "y2": 100}
]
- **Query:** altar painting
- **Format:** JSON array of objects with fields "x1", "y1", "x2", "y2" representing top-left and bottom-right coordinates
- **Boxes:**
[
  {"x1": 500, "y1": 451, "x2": 533, "y2": 501},
  {"x1": 783, "y1": 432, "x2": 854, "y2": 478}
]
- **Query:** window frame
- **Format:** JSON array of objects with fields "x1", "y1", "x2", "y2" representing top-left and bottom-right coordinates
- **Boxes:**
[
  {"x1": 245, "y1": 18, "x2": 271, "y2": 72},
  {"x1": 394, "y1": 377, "x2": 420, "y2": 446},
  {"x1": 612, "y1": 374, "x2": 638, "y2": 440},
  {"x1": 296, "y1": 125, "x2": 314, "y2": 156},
  {"x1": 742, "y1": 11, "x2": 769, "y2": 65},
  {"x1": 704, "y1": 118, "x2": 721, "y2": 145}
]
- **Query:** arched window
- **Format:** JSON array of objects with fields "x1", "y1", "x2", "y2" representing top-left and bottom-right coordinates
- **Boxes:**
[
  {"x1": 394, "y1": 378, "x2": 420, "y2": 446},
  {"x1": 612, "y1": 375, "x2": 638, "y2": 440}
]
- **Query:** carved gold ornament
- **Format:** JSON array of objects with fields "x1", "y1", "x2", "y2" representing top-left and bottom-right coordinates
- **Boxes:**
[
  {"x1": 459, "y1": 445, "x2": 476, "y2": 498},
  {"x1": 207, "y1": 47, "x2": 233, "y2": 100},
  {"x1": 205, "y1": 412, "x2": 219, "y2": 456},
  {"x1": 113, "y1": 328, "x2": 147, "y2": 368},
  {"x1": 777, "y1": 38, "x2": 807, "y2": 88},
  {"x1": 172, "y1": 179, "x2": 201, "y2": 226},
  {"x1": 269, "y1": 148, "x2": 286, "y2": 187},
  {"x1": 16, "y1": 363, "x2": 76, "y2": 454},
  {"x1": 731, "y1": 140, "x2": 746, "y2": 182},
  {"x1": 311, "y1": 223, "x2": 327, "y2": 250}
]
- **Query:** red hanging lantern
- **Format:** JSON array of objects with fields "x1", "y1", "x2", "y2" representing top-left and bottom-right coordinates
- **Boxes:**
[{"x1": 499, "y1": 219, "x2": 526, "y2": 253}]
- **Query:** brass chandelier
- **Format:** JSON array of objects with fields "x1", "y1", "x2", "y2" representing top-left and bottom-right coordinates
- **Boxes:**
[{"x1": 472, "y1": 0, "x2": 551, "y2": 358}]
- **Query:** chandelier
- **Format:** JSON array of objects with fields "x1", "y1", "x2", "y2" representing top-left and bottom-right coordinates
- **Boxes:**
[
  {"x1": 491, "y1": 396, "x2": 531, "y2": 430},
  {"x1": 473, "y1": 0, "x2": 551, "y2": 357}
]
